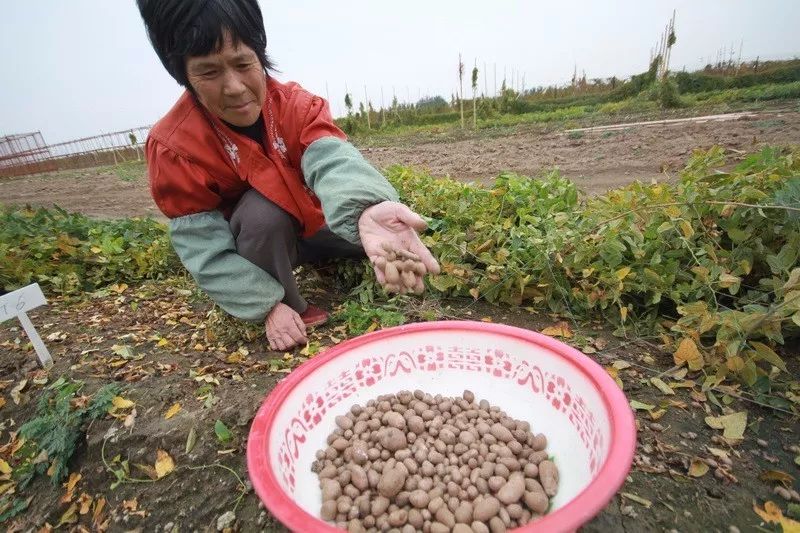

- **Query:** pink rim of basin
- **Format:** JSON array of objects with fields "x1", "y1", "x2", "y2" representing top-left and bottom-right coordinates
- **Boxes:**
[{"x1": 247, "y1": 321, "x2": 637, "y2": 532}]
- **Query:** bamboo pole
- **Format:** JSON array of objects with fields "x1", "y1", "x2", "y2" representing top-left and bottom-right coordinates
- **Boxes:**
[{"x1": 363, "y1": 85, "x2": 371, "y2": 130}]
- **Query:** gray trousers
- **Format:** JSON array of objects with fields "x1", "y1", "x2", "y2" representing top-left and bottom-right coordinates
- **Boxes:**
[{"x1": 229, "y1": 189, "x2": 364, "y2": 313}]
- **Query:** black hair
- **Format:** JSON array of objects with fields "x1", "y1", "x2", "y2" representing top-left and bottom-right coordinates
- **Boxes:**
[{"x1": 137, "y1": 0, "x2": 275, "y2": 87}]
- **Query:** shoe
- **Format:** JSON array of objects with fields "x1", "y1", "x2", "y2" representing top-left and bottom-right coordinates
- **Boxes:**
[{"x1": 300, "y1": 304, "x2": 329, "y2": 327}]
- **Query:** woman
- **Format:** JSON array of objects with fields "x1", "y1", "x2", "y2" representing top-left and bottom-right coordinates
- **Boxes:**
[{"x1": 137, "y1": 0, "x2": 439, "y2": 350}]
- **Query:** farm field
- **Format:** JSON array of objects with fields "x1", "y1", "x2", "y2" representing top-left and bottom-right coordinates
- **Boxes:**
[
  {"x1": 1, "y1": 105, "x2": 799, "y2": 219},
  {"x1": 0, "y1": 280, "x2": 797, "y2": 532},
  {"x1": 1, "y1": 105, "x2": 799, "y2": 530}
]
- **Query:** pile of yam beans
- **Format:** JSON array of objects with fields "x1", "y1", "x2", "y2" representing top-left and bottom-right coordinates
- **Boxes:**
[{"x1": 312, "y1": 390, "x2": 559, "y2": 532}]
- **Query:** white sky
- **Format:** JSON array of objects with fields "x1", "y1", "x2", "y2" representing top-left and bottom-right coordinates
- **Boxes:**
[{"x1": 1, "y1": 0, "x2": 798, "y2": 144}]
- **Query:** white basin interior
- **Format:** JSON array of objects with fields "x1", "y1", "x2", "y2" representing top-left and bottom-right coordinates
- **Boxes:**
[{"x1": 266, "y1": 328, "x2": 612, "y2": 517}]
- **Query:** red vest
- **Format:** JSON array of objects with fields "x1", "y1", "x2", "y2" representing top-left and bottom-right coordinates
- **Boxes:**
[{"x1": 146, "y1": 78, "x2": 346, "y2": 237}]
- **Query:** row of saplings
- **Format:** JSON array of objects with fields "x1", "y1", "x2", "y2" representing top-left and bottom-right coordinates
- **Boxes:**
[{"x1": 313, "y1": 389, "x2": 560, "y2": 532}]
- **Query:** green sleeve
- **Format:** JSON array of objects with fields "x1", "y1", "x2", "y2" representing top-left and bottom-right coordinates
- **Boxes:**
[
  {"x1": 169, "y1": 211, "x2": 284, "y2": 322},
  {"x1": 301, "y1": 137, "x2": 399, "y2": 245}
]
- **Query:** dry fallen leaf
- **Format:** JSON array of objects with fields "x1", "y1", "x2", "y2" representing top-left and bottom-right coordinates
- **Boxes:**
[
  {"x1": 753, "y1": 501, "x2": 800, "y2": 532},
  {"x1": 621, "y1": 492, "x2": 652, "y2": 508},
  {"x1": 134, "y1": 463, "x2": 159, "y2": 480},
  {"x1": 0, "y1": 482, "x2": 14, "y2": 497},
  {"x1": 707, "y1": 447, "x2": 731, "y2": 461},
  {"x1": 688, "y1": 458, "x2": 709, "y2": 477},
  {"x1": 10, "y1": 379, "x2": 27, "y2": 405},
  {"x1": 0, "y1": 459, "x2": 12, "y2": 475},
  {"x1": 674, "y1": 338, "x2": 705, "y2": 371},
  {"x1": 60, "y1": 472, "x2": 82, "y2": 504},
  {"x1": 185, "y1": 427, "x2": 197, "y2": 454},
  {"x1": 630, "y1": 400, "x2": 656, "y2": 411},
  {"x1": 760, "y1": 470, "x2": 795, "y2": 485},
  {"x1": 78, "y1": 492, "x2": 93, "y2": 515},
  {"x1": 56, "y1": 503, "x2": 79, "y2": 527},
  {"x1": 705, "y1": 411, "x2": 747, "y2": 440},
  {"x1": 93, "y1": 497, "x2": 107, "y2": 528},
  {"x1": 154, "y1": 450, "x2": 175, "y2": 478},
  {"x1": 541, "y1": 321, "x2": 573, "y2": 338},
  {"x1": 110, "y1": 283, "x2": 128, "y2": 294},
  {"x1": 164, "y1": 403, "x2": 181, "y2": 420},
  {"x1": 690, "y1": 390, "x2": 707, "y2": 402},
  {"x1": 651, "y1": 377, "x2": 675, "y2": 396},
  {"x1": 604, "y1": 367, "x2": 624, "y2": 390},
  {"x1": 111, "y1": 396, "x2": 135, "y2": 410},
  {"x1": 122, "y1": 498, "x2": 138, "y2": 512}
]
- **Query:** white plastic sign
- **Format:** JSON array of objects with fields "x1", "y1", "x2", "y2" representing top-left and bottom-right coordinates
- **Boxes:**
[{"x1": 0, "y1": 283, "x2": 53, "y2": 368}]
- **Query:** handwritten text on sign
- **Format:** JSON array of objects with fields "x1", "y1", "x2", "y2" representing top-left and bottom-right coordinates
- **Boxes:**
[
  {"x1": 0, "y1": 284, "x2": 47, "y2": 322},
  {"x1": 0, "y1": 284, "x2": 52, "y2": 368}
]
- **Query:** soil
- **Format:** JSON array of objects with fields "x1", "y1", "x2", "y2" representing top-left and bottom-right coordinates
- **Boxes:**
[
  {"x1": 1, "y1": 108, "x2": 799, "y2": 219},
  {"x1": 0, "y1": 110, "x2": 798, "y2": 532},
  {"x1": 0, "y1": 279, "x2": 797, "y2": 533}
]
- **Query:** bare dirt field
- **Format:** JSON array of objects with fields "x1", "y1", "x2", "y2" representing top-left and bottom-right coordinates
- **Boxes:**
[{"x1": 1, "y1": 108, "x2": 799, "y2": 219}]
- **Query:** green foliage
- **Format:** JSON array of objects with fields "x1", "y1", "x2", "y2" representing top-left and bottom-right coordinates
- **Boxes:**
[
  {"x1": 17, "y1": 378, "x2": 121, "y2": 486},
  {"x1": 651, "y1": 78, "x2": 683, "y2": 108},
  {"x1": 416, "y1": 95, "x2": 448, "y2": 111},
  {"x1": 214, "y1": 420, "x2": 233, "y2": 443},
  {"x1": 112, "y1": 160, "x2": 146, "y2": 182},
  {"x1": 349, "y1": 147, "x2": 799, "y2": 386},
  {"x1": 498, "y1": 85, "x2": 520, "y2": 114},
  {"x1": 675, "y1": 63, "x2": 800, "y2": 93},
  {"x1": 337, "y1": 59, "x2": 800, "y2": 140},
  {"x1": 0, "y1": 497, "x2": 31, "y2": 522},
  {"x1": 0, "y1": 205, "x2": 180, "y2": 294},
  {"x1": 333, "y1": 300, "x2": 406, "y2": 335},
  {"x1": 685, "y1": 81, "x2": 800, "y2": 106}
]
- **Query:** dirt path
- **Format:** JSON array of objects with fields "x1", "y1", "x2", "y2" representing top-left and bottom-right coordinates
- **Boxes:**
[{"x1": 1, "y1": 109, "x2": 799, "y2": 219}]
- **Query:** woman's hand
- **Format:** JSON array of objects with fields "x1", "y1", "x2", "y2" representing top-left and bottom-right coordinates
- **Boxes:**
[
  {"x1": 265, "y1": 302, "x2": 307, "y2": 351},
  {"x1": 358, "y1": 201, "x2": 440, "y2": 292}
]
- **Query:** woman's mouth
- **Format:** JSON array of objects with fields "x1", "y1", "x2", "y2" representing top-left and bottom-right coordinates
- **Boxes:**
[{"x1": 228, "y1": 101, "x2": 252, "y2": 111}]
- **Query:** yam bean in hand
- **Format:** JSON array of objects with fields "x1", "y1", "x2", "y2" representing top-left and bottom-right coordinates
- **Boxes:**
[
  {"x1": 374, "y1": 242, "x2": 429, "y2": 295},
  {"x1": 401, "y1": 270, "x2": 417, "y2": 289},
  {"x1": 398, "y1": 258, "x2": 413, "y2": 271},
  {"x1": 384, "y1": 261, "x2": 400, "y2": 285}
]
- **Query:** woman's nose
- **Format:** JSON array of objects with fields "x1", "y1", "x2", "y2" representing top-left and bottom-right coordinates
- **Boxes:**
[{"x1": 222, "y1": 70, "x2": 247, "y2": 96}]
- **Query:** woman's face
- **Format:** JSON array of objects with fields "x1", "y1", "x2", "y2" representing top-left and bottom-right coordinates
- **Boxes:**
[{"x1": 185, "y1": 33, "x2": 266, "y2": 127}]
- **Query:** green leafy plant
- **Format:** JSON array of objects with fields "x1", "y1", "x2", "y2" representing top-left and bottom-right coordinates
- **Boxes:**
[
  {"x1": 16, "y1": 378, "x2": 121, "y2": 487},
  {"x1": 214, "y1": 420, "x2": 233, "y2": 443},
  {"x1": 333, "y1": 300, "x2": 406, "y2": 335},
  {"x1": 0, "y1": 205, "x2": 180, "y2": 294},
  {"x1": 334, "y1": 147, "x2": 799, "y2": 389}
]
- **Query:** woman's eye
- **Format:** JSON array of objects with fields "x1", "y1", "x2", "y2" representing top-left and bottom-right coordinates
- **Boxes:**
[{"x1": 202, "y1": 71, "x2": 219, "y2": 77}]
